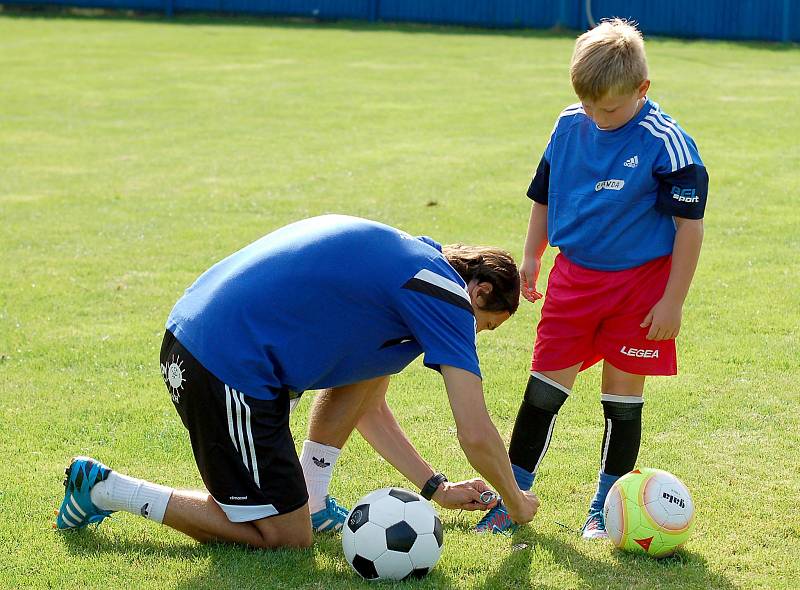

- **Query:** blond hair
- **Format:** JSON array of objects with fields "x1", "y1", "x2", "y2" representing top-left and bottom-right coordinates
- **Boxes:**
[{"x1": 570, "y1": 18, "x2": 648, "y2": 102}]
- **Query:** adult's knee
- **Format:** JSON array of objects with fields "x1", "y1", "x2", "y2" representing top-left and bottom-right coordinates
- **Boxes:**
[{"x1": 254, "y1": 527, "x2": 312, "y2": 549}]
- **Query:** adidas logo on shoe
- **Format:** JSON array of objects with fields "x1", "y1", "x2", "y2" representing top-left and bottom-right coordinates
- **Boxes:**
[
  {"x1": 623, "y1": 155, "x2": 639, "y2": 168},
  {"x1": 313, "y1": 456, "x2": 331, "y2": 468}
]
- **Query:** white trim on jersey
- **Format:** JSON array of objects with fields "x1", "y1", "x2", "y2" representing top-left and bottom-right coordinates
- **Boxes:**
[
  {"x1": 644, "y1": 114, "x2": 688, "y2": 169},
  {"x1": 639, "y1": 119, "x2": 678, "y2": 171},
  {"x1": 412, "y1": 269, "x2": 470, "y2": 303},
  {"x1": 650, "y1": 108, "x2": 694, "y2": 167},
  {"x1": 214, "y1": 500, "x2": 279, "y2": 523},
  {"x1": 550, "y1": 103, "x2": 585, "y2": 136},
  {"x1": 640, "y1": 107, "x2": 694, "y2": 172}
]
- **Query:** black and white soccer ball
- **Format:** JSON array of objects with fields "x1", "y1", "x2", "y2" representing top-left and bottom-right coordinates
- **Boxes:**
[{"x1": 342, "y1": 487, "x2": 444, "y2": 581}]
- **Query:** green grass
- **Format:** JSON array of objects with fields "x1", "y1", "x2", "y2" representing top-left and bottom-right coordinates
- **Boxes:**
[{"x1": 1, "y1": 11, "x2": 799, "y2": 589}]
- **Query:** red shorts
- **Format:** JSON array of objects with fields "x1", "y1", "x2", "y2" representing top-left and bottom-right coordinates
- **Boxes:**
[{"x1": 531, "y1": 254, "x2": 677, "y2": 376}]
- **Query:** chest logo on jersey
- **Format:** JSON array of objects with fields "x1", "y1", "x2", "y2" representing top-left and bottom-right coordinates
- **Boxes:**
[
  {"x1": 595, "y1": 179, "x2": 625, "y2": 192},
  {"x1": 623, "y1": 155, "x2": 639, "y2": 168}
]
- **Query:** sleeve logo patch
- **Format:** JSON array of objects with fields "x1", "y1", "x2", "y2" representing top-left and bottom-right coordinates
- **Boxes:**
[
  {"x1": 671, "y1": 186, "x2": 700, "y2": 203},
  {"x1": 595, "y1": 179, "x2": 625, "y2": 191}
]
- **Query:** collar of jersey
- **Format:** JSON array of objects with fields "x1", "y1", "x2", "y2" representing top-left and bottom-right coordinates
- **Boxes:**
[{"x1": 589, "y1": 97, "x2": 653, "y2": 143}]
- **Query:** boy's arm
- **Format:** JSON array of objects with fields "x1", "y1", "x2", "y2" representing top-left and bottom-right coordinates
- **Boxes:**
[
  {"x1": 641, "y1": 217, "x2": 704, "y2": 340},
  {"x1": 520, "y1": 202, "x2": 549, "y2": 303}
]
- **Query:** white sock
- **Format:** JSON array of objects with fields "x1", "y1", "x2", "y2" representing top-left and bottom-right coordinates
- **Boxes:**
[
  {"x1": 299, "y1": 440, "x2": 341, "y2": 513},
  {"x1": 90, "y1": 471, "x2": 174, "y2": 524}
]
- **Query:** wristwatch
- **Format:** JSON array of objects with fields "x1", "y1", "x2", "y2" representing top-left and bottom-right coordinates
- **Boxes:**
[{"x1": 420, "y1": 472, "x2": 448, "y2": 500}]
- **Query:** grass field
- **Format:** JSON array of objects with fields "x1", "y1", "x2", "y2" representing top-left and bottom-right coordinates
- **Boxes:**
[{"x1": 1, "y1": 10, "x2": 798, "y2": 589}]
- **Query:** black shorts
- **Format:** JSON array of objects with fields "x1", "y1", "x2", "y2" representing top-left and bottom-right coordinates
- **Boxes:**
[{"x1": 160, "y1": 330, "x2": 308, "y2": 522}]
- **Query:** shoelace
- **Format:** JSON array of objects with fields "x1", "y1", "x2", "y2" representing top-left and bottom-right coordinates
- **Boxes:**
[
  {"x1": 477, "y1": 506, "x2": 514, "y2": 532},
  {"x1": 327, "y1": 497, "x2": 348, "y2": 517},
  {"x1": 583, "y1": 512, "x2": 604, "y2": 532}
]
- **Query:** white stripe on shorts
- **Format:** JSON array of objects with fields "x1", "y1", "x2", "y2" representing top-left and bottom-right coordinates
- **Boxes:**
[
  {"x1": 237, "y1": 391, "x2": 261, "y2": 489},
  {"x1": 214, "y1": 499, "x2": 278, "y2": 523},
  {"x1": 225, "y1": 385, "x2": 239, "y2": 452},
  {"x1": 230, "y1": 388, "x2": 250, "y2": 470}
]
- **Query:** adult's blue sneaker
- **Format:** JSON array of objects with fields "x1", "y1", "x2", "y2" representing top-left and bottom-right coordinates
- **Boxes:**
[
  {"x1": 56, "y1": 456, "x2": 114, "y2": 530},
  {"x1": 475, "y1": 503, "x2": 519, "y2": 535},
  {"x1": 310, "y1": 496, "x2": 349, "y2": 533}
]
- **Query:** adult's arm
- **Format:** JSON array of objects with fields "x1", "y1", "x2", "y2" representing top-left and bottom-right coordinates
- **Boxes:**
[
  {"x1": 440, "y1": 365, "x2": 539, "y2": 525},
  {"x1": 357, "y1": 397, "x2": 497, "y2": 511}
]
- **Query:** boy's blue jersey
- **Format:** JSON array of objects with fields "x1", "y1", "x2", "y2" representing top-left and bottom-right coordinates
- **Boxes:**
[
  {"x1": 527, "y1": 98, "x2": 709, "y2": 271},
  {"x1": 166, "y1": 215, "x2": 480, "y2": 400}
]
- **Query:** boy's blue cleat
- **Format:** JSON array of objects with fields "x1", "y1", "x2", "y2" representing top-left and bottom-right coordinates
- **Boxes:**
[
  {"x1": 475, "y1": 503, "x2": 519, "y2": 535},
  {"x1": 581, "y1": 510, "x2": 608, "y2": 539},
  {"x1": 310, "y1": 495, "x2": 349, "y2": 533},
  {"x1": 56, "y1": 456, "x2": 114, "y2": 530}
]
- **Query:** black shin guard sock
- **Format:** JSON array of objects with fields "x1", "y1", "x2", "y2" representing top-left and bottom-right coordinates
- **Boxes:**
[
  {"x1": 508, "y1": 374, "x2": 570, "y2": 473},
  {"x1": 600, "y1": 396, "x2": 644, "y2": 476}
]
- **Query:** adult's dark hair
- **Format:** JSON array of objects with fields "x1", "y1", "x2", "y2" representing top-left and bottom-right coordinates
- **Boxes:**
[{"x1": 442, "y1": 244, "x2": 520, "y2": 314}]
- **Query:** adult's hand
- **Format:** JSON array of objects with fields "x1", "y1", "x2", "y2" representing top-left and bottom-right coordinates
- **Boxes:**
[
  {"x1": 505, "y1": 490, "x2": 540, "y2": 525},
  {"x1": 431, "y1": 478, "x2": 499, "y2": 511}
]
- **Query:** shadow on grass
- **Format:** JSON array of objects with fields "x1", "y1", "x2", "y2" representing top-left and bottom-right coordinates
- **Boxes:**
[
  {"x1": 59, "y1": 525, "x2": 457, "y2": 589},
  {"x1": 480, "y1": 528, "x2": 736, "y2": 590}
]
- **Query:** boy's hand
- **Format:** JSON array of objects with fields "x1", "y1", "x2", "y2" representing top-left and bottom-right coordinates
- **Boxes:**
[
  {"x1": 519, "y1": 257, "x2": 543, "y2": 303},
  {"x1": 641, "y1": 297, "x2": 682, "y2": 340}
]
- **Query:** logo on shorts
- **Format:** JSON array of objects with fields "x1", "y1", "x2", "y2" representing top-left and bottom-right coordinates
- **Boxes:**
[
  {"x1": 620, "y1": 346, "x2": 659, "y2": 358},
  {"x1": 595, "y1": 179, "x2": 625, "y2": 191},
  {"x1": 229, "y1": 496, "x2": 248, "y2": 501},
  {"x1": 312, "y1": 456, "x2": 331, "y2": 469},
  {"x1": 161, "y1": 354, "x2": 186, "y2": 404},
  {"x1": 140, "y1": 502, "x2": 150, "y2": 518}
]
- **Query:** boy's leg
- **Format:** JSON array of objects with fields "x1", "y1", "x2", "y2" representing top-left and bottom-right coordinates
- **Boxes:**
[
  {"x1": 583, "y1": 363, "x2": 645, "y2": 539},
  {"x1": 507, "y1": 364, "x2": 581, "y2": 491},
  {"x1": 477, "y1": 364, "x2": 580, "y2": 534}
]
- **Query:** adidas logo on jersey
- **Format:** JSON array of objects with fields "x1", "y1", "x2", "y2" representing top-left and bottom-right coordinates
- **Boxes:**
[{"x1": 623, "y1": 155, "x2": 639, "y2": 168}]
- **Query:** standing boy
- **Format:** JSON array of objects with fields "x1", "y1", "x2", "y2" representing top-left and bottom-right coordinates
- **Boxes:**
[{"x1": 477, "y1": 19, "x2": 708, "y2": 537}]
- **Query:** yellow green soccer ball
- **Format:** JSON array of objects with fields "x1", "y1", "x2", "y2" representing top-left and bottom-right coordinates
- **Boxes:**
[{"x1": 603, "y1": 468, "x2": 695, "y2": 558}]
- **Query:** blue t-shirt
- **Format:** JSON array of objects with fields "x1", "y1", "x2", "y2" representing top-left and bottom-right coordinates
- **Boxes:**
[
  {"x1": 166, "y1": 215, "x2": 480, "y2": 400},
  {"x1": 527, "y1": 99, "x2": 709, "y2": 271}
]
